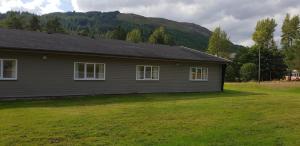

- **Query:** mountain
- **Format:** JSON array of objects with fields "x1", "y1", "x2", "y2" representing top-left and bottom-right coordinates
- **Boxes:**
[{"x1": 0, "y1": 11, "x2": 242, "y2": 52}]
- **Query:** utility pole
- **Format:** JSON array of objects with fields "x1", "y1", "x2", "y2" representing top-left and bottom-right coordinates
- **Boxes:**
[{"x1": 258, "y1": 46, "x2": 261, "y2": 84}]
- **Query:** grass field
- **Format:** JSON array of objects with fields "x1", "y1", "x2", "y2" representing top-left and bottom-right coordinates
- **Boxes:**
[{"x1": 0, "y1": 82, "x2": 300, "y2": 146}]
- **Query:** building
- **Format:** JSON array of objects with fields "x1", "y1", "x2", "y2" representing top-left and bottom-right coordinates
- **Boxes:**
[
  {"x1": 287, "y1": 70, "x2": 300, "y2": 81},
  {"x1": 0, "y1": 28, "x2": 230, "y2": 98}
]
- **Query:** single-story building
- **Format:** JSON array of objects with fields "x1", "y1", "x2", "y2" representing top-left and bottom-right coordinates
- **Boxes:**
[{"x1": 0, "y1": 28, "x2": 230, "y2": 98}]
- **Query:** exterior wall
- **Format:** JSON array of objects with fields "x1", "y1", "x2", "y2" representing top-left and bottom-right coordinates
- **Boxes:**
[{"x1": 0, "y1": 50, "x2": 223, "y2": 98}]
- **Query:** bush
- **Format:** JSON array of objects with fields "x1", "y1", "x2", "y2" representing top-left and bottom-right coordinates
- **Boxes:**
[
  {"x1": 225, "y1": 65, "x2": 236, "y2": 82},
  {"x1": 240, "y1": 63, "x2": 257, "y2": 81}
]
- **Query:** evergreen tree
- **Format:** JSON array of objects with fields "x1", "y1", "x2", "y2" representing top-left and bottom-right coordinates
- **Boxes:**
[
  {"x1": 126, "y1": 29, "x2": 142, "y2": 43},
  {"x1": 29, "y1": 15, "x2": 41, "y2": 31},
  {"x1": 225, "y1": 65, "x2": 236, "y2": 81},
  {"x1": 46, "y1": 17, "x2": 65, "y2": 33},
  {"x1": 5, "y1": 12, "x2": 23, "y2": 29},
  {"x1": 207, "y1": 27, "x2": 231, "y2": 58}
]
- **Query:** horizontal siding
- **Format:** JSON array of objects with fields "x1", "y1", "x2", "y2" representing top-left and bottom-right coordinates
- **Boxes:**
[{"x1": 0, "y1": 50, "x2": 222, "y2": 98}]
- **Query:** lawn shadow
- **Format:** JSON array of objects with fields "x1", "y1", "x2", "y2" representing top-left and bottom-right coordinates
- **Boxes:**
[{"x1": 0, "y1": 89, "x2": 266, "y2": 110}]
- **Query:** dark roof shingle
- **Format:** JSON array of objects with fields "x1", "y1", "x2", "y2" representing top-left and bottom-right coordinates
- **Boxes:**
[{"x1": 0, "y1": 28, "x2": 229, "y2": 63}]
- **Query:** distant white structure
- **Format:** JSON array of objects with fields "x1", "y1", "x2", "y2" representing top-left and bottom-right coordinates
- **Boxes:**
[{"x1": 286, "y1": 70, "x2": 300, "y2": 81}]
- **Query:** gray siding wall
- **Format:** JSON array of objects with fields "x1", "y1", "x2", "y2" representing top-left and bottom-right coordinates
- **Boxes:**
[{"x1": 0, "y1": 50, "x2": 222, "y2": 98}]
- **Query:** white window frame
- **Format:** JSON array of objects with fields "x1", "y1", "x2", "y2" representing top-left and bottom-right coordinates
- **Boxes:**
[
  {"x1": 136, "y1": 65, "x2": 160, "y2": 81},
  {"x1": 0, "y1": 59, "x2": 18, "y2": 80},
  {"x1": 189, "y1": 67, "x2": 208, "y2": 81},
  {"x1": 74, "y1": 62, "x2": 106, "y2": 80}
]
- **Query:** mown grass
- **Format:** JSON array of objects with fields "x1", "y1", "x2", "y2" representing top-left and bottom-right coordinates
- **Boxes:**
[{"x1": 0, "y1": 82, "x2": 300, "y2": 146}]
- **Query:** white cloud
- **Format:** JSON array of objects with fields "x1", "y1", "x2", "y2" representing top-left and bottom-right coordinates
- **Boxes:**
[
  {"x1": 0, "y1": 0, "x2": 63, "y2": 14},
  {"x1": 40, "y1": 0, "x2": 63, "y2": 14},
  {"x1": 70, "y1": 0, "x2": 300, "y2": 47}
]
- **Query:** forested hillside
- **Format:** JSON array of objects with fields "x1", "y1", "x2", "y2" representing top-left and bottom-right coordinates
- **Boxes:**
[
  {"x1": 0, "y1": 11, "x2": 241, "y2": 52},
  {"x1": 42, "y1": 11, "x2": 212, "y2": 50}
]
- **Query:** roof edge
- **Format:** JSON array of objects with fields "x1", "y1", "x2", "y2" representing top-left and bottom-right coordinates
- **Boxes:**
[
  {"x1": 180, "y1": 46, "x2": 232, "y2": 63},
  {"x1": 0, "y1": 46, "x2": 228, "y2": 64}
]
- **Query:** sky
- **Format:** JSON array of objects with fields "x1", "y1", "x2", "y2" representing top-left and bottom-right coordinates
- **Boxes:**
[{"x1": 1, "y1": 0, "x2": 300, "y2": 47}]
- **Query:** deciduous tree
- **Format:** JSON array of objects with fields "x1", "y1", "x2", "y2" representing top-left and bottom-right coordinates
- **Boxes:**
[
  {"x1": 252, "y1": 18, "x2": 277, "y2": 49},
  {"x1": 126, "y1": 29, "x2": 142, "y2": 43},
  {"x1": 105, "y1": 26, "x2": 126, "y2": 40},
  {"x1": 207, "y1": 27, "x2": 231, "y2": 58},
  {"x1": 240, "y1": 63, "x2": 257, "y2": 81},
  {"x1": 148, "y1": 27, "x2": 174, "y2": 45}
]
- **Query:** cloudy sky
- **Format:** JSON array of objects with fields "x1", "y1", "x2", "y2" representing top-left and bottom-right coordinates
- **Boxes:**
[{"x1": 1, "y1": 0, "x2": 300, "y2": 46}]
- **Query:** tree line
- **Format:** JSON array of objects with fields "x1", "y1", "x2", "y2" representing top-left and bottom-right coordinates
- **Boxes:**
[
  {"x1": 207, "y1": 14, "x2": 300, "y2": 82},
  {"x1": 105, "y1": 26, "x2": 174, "y2": 45},
  {"x1": 0, "y1": 11, "x2": 174, "y2": 46}
]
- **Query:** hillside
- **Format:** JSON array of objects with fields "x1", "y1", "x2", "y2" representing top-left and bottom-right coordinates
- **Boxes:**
[{"x1": 0, "y1": 11, "x2": 241, "y2": 52}]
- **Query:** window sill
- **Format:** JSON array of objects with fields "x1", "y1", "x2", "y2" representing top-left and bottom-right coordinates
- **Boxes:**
[
  {"x1": 0, "y1": 79, "x2": 18, "y2": 81},
  {"x1": 189, "y1": 80, "x2": 208, "y2": 82},
  {"x1": 74, "y1": 79, "x2": 105, "y2": 81},
  {"x1": 136, "y1": 79, "x2": 160, "y2": 81}
]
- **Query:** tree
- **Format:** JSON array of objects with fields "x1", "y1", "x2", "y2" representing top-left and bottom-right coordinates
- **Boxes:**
[
  {"x1": 105, "y1": 26, "x2": 126, "y2": 40},
  {"x1": 77, "y1": 27, "x2": 90, "y2": 37},
  {"x1": 225, "y1": 65, "x2": 236, "y2": 81},
  {"x1": 148, "y1": 27, "x2": 174, "y2": 45},
  {"x1": 290, "y1": 40, "x2": 300, "y2": 70},
  {"x1": 235, "y1": 46, "x2": 287, "y2": 81},
  {"x1": 281, "y1": 14, "x2": 300, "y2": 49},
  {"x1": 5, "y1": 12, "x2": 23, "y2": 29},
  {"x1": 281, "y1": 14, "x2": 300, "y2": 79},
  {"x1": 29, "y1": 15, "x2": 41, "y2": 31},
  {"x1": 46, "y1": 17, "x2": 65, "y2": 33},
  {"x1": 252, "y1": 18, "x2": 277, "y2": 49},
  {"x1": 126, "y1": 29, "x2": 142, "y2": 43},
  {"x1": 252, "y1": 18, "x2": 277, "y2": 82},
  {"x1": 207, "y1": 27, "x2": 231, "y2": 58},
  {"x1": 240, "y1": 63, "x2": 257, "y2": 82}
]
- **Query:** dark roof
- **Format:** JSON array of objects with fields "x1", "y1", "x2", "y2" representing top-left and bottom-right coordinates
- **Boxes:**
[{"x1": 0, "y1": 28, "x2": 229, "y2": 63}]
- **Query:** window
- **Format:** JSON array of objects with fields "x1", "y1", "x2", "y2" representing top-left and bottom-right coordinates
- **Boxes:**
[
  {"x1": 190, "y1": 67, "x2": 208, "y2": 81},
  {"x1": 74, "y1": 62, "x2": 105, "y2": 80},
  {"x1": 136, "y1": 65, "x2": 159, "y2": 80},
  {"x1": 0, "y1": 59, "x2": 17, "y2": 80}
]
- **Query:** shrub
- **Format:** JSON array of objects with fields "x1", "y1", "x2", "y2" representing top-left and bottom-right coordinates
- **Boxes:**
[
  {"x1": 225, "y1": 65, "x2": 236, "y2": 82},
  {"x1": 240, "y1": 63, "x2": 257, "y2": 81}
]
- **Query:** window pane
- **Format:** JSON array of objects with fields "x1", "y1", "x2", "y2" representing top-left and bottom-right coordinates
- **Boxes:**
[
  {"x1": 86, "y1": 64, "x2": 95, "y2": 78},
  {"x1": 190, "y1": 68, "x2": 195, "y2": 80},
  {"x1": 3, "y1": 60, "x2": 16, "y2": 78},
  {"x1": 137, "y1": 66, "x2": 144, "y2": 79},
  {"x1": 202, "y1": 68, "x2": 207, "y2": 80},
  {"x1": 196, "y1": 68, "x2": 202, "y2": 80},
  {"x1": 75, "y1": 63, "x2": 85, "y2": 79},
  {"x1": 96, "y1": 64, "x2": 105, "y2": 79},
  {"x1": 145, "y1": 66, "x2": 152, "y2": 79},
  {"x1": 152, "y1": 67, "x2": 159, "y2": 79}
]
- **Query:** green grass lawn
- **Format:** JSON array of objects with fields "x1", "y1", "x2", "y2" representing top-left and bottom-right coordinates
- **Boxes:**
[{"x1": 0, "y1": 82, "x2": 300, "y2": 146}]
